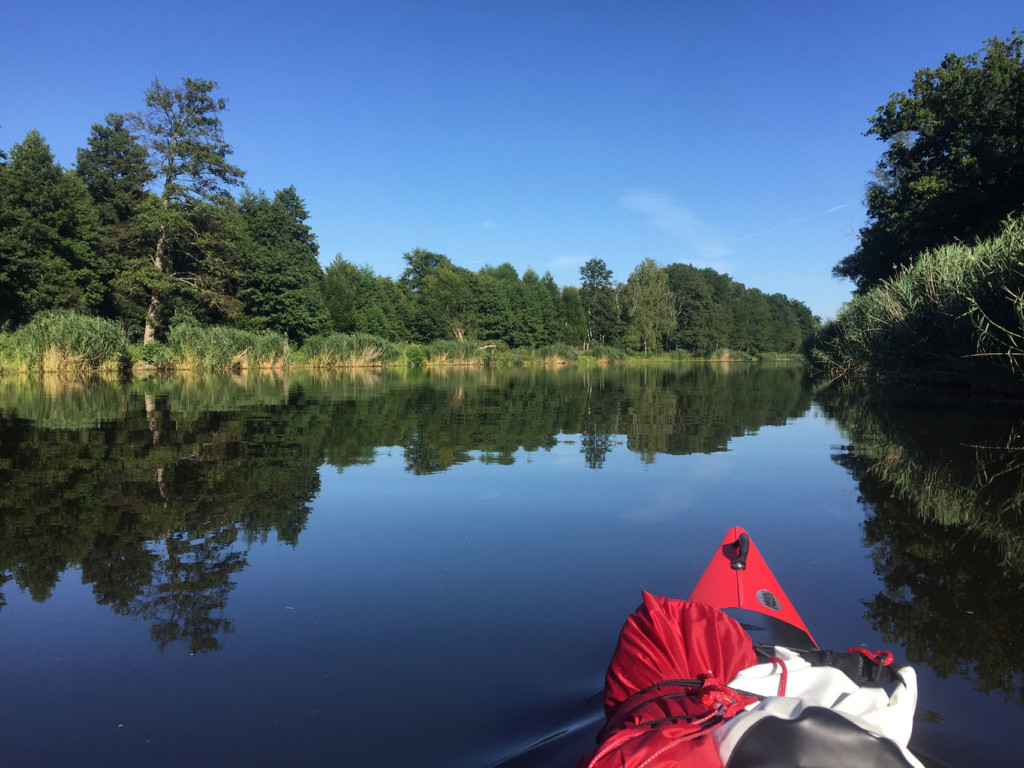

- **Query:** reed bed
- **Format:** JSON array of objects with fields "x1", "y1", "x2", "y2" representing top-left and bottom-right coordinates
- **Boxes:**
[
  {"x1": 810, "y1": 218, "x2": 1024, "y2": 391},
  {"x1": 0, "y1": 311, "x2": 128, "y2": 373},
  {"x1": 424, "y1": 339, "x2": 486, "y2": 366},
  {"x1": 579, "y1": 344, "x2": 626, "y2": 364},
  {"x1": 163, "y1": 325, "x2": 290, "y2": 371},
  {"x1": 302, "y1": 332, "x2": 401, "y2": 367}
]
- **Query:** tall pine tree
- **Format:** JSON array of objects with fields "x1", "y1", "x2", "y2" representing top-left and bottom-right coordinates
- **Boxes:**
[
  {"x1": 76, "y1": 113, "x2": 156, "y2": 328},
  {"x1": 0, "y1": 130, "x2": 105, "y2": 326},
  {"x1": 133, "y1": 78, "x2": 245, "y2": 342}
]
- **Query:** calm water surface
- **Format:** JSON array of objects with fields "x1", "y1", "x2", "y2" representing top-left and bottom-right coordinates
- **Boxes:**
[{"x1": 0, "y1": 365, "x2": 1020, "y2": 766}]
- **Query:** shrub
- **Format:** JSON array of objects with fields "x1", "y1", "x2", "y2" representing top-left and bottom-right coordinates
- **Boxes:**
[{"x1": 405, "y1": 345, "x2": 427, "y2": 366}]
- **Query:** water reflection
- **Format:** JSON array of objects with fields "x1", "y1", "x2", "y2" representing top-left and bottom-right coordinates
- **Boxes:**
[
  {"x1": 0, "y1": 364, "x2": 810, "y2": 653},
  {"x1": 822, "y1": 391, "x2": 1024, "y2": 703}
]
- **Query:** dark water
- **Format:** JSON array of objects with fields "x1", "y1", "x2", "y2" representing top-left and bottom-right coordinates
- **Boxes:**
[{"x1": 0, "y1": 365, "x2": 1020, "y2": 766}]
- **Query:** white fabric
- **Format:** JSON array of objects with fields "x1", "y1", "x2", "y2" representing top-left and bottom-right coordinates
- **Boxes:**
[{"x1": 713, "y1": 647, "x2": 924, "y2": 768}]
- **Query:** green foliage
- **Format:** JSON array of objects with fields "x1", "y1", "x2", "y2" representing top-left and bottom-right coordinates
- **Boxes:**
[
  {"x1": 579, "y1": 258, "x2": 622, "y2": 347},
  {"x1": 537, "y1": 342, "x2": 578, "y2": 363},
  {"x1": 76, "y1": 113, "x2": 155, "y2": 227},
  {"x1": 136, "y1": 78, "x2": 245, "y2": 205},
  {"x1": 558, "y1": 285, "x2": 587, "y2": 346},
  {"x1": 136, "y1": 341, "x2": 172, "y2": 367},
  {"x1": 622, "y1": 258, "x2": 676, "y2": 354},
  {"x1": 405, "y1": 345, "x2": 427, "y2": 366},
  {"x1": 666, "y1": 264, "x2": 718, "y2": 355},
  {"x1": 811, "y1": 218, "x2": 1024, "y2": 391},
  {"x1": 0, "y1": 131, "x2": 107, "y2": 326},
  {"x1": 835, "y1": 32, "x2": 1024, "y2": 292},
  {"x1": 323, "y1": 257, "x2": 411, "y2": 342},
  {"x1": 75, "y1": 114, "x2": 157, "y2": 330},
  {"x1": 663, "y1": 263, "x2": 817, "y2": 357},
  {"x1": 237, "y1": 187, "x2": 329, "y2": 342},
  {"x1": 0, "y1": 79, "x2": 818, "y2": 365},
  {"x1": 0, "y1": 311, "x2": 127, "y2": 372}
]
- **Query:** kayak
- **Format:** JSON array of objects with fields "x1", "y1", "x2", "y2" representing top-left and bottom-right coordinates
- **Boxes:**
[
  {"x1": 575, "y1": 527, "x2": 924, "y2": 768},
  {"x1": 688, "y1": 525, "x2": 816, "y2": 651}
]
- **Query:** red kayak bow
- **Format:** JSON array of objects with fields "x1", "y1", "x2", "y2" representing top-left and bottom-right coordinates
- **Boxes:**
[{"x1": 688, "y1": 525, "x2": 817, "y2": 650}]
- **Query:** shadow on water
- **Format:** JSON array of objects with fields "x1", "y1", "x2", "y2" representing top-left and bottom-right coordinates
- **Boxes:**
[{"x1": 821, "y1": 389, "x2": 1024, "y2": 706}]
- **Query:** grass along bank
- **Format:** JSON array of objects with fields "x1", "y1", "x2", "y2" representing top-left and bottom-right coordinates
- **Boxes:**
[
  {"x1": 809, "y1": 218, "x2": 1024, "y2": 392},
  {"x1": 0, "y1": 312, "x2": 808, "y2": 375}
]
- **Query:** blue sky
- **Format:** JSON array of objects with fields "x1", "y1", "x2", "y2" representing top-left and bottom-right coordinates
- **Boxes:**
[{"x1": 2, "y1": 1, "x2": 1021, "y2": 320}]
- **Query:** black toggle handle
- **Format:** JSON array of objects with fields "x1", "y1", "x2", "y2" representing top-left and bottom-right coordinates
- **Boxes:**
[{"x1": 731, "y1": 533, "x2": 750, "y2": 570}]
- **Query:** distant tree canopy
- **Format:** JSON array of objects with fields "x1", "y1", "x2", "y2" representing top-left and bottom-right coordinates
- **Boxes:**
[
  {"x1": 0, "y1": 77, "x2": 819, "y2": 354},
  {"x1": 835, "y1": 32, "x2": 1024, "y2": 293}
]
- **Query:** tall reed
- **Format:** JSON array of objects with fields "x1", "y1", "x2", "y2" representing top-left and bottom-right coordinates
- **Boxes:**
[
  {"x1": 425, "y1": 339, "x2": 485, "y2": 366},
  {"x1": 302, "y1": 332, "x2": 400, "y2": 367},
  {"x1": 165, "y1": 325, "x2": 289, "y2": 371},
  {"x1": 0, "y1": 311, "x2": 128, "y2": 373},
  {"x1": 810, "y1": 218, "x2": 1024, "y2": 391}
]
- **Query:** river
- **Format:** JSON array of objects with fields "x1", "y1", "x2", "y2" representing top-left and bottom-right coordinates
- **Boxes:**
[{"x1": 0, "y1": 364, "x2": 1020, "y2": 766}]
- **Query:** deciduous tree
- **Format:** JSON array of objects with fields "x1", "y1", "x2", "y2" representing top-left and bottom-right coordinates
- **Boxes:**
[
  {"x1": 622, "y1": 259, "x2": 675, "y2": 355},
  {"x1": 834, "y1": 32, "x2": 1024, "y2": 292}
]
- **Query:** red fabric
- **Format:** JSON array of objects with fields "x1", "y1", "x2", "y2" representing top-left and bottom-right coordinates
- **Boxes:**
[
  {"x1": 576, "y1": 593, "x2": 758, "y2": 768},
  {"x1": 604, "y1": 593, "x2": 758, "y2": 714}
]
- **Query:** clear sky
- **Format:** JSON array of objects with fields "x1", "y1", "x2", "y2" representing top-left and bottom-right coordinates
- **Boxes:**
[{"x1": 2, "y1": 1, "x2": 1021, "y2": 320}]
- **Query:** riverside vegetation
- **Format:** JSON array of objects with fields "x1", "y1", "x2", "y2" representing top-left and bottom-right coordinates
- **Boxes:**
[
  {"x1": 0, "y1": 78, "x2": 817, "y2": 375},
  {"x1": 811, "y1": 32, "x2": 1024, "y2": 394}
]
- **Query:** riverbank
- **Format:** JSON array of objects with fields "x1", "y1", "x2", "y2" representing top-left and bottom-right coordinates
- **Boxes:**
[
  {"x1": 809, "y1": 218, "x2": 1024, "y2": 395},
  {"x1": 0, "y1": 311, "x2": 804, "y2": 375}
]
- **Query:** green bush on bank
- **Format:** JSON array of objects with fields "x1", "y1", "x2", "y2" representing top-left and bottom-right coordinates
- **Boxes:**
[
  {"x1": 404, "y1": 345, "x2": 427, "y2": 366},
  {"x1": 809, "y1": 218, "x2": 1024, "y2": 390},
  {"x1": 0, "y1": 311, "x2": 128, "y2": 373}
]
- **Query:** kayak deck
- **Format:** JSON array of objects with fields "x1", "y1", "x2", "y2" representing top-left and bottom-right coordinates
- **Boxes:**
[{"x1": 688, "y1": 526, "x2": 817, "y2": 650}]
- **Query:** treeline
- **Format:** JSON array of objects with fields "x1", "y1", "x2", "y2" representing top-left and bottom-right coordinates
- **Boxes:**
[
  {"x1": 0, "y1": 77, "x2": 818, "y2": 367},
  {"x1": 324, "y1": 251, "x2": 818, "y2": 357},
  {"x1": 813, "y1": 32, "x2": 1024, "y2": 391}
]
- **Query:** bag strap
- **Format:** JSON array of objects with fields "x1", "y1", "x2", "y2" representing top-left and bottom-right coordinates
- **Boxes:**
[{"x1": 754, "y1": 643, "x2": 905, "y2": 687}]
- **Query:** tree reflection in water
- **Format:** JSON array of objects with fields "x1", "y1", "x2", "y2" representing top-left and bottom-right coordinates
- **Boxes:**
[
  {"x1": 823, "y1": 390, "x2": 1024, "y2": 703},
  {"x1": 0, "y1": 364, "x2": 811, "y2": 652}
]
